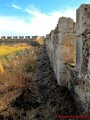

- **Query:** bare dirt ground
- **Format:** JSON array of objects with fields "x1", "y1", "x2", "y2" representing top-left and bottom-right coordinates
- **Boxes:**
[{"x1": 0, "y1": 43, "x2": 79, "y2": 120}]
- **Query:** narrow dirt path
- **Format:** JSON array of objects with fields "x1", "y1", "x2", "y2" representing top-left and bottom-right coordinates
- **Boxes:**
[
  {"x1": 34, "y1": 45, "x2": 76, "y2": 119},
  {"x1": 0, "y1": 44, "x2": 79, "y2": 120}
]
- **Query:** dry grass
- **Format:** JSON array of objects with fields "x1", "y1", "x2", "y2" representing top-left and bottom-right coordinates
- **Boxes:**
[
  {"x1": 0, "y1": 43, "x2": 29, "y2": 56},
  {"x1": 35, "y1": 36, "x2": 44, "y2": 45},
  {"x1": 0, "y1": 72, "x2": 25, "y2": 94},
  {"x1": 0, "y1": 43, "x2": 37, "y2": 94},
  {"x1": 0, "y1": 62, "x2": 4, "y2": 73},
  {"x1": 0, "y1": 42, "x2": 42, "y2": 114}
]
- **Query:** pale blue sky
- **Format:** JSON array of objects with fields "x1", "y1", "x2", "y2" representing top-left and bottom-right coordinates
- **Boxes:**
[{"x1": 0, "y1": 0, "x2": 90, "y2": 36}]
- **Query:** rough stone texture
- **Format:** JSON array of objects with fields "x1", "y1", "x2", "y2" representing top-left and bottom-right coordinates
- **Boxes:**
[
  {"x1": 46, "y1": 17, "x2": 76, "y2": 88},
  {"x1": 76, "y1": 4, "x2": 90, "y2": 75},
  {"x1": 46, "y1": 4, "x2": 90, "y2": 116},
  {"x1": 75, "y1": 4, "x2": 90, "y2": 116}
]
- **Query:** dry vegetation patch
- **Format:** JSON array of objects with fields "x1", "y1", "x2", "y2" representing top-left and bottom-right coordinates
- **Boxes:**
[
  {"x1": 0, "y1": 43, "x2": 37, "y2": 91},
  {"x1": 0, "y1": 42, "x2": 40, "y2": 113}
]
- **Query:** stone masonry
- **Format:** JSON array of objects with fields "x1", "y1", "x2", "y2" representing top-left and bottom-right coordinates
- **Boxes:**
[
  {"x1": 74, "y1": 4, "x2": 90, "y2": 115},
  {"x1": 45, "y1": 4, "x2": 90, "y2": 116},
  {"x1": 76, "y1": 4, "x2": 90, "y2": 77},
  {"x1": 46, "y1": 17, "x2": 76, "y2": 88}
]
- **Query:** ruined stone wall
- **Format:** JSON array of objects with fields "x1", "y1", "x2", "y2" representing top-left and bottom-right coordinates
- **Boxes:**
[
  {"x1": 0, "y1": 36, "x2": 31, "y2": 40},
  {"x1": 45, "y1": 4, "x2": 90, "y2": 116},
  {"x1": 74, "y1": 4, "x2": 90, "y2": 115},
  {"x1": 0, "y1": 36, "x2": 45, "y2": 40},
  {"x1": 46, "y1": 17, "x2": 76, "y2": 88},
  {"x1": 0, "y1": 36, "x2": 44, "y2": 44},
  {"x1": 76, "y1": 4, "x2": 90, "y2": 76}
]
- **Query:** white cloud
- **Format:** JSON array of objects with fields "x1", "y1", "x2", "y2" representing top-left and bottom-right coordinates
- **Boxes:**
[
  {"x1": 12, "y1": 4, "x2": 21, "y2": 9},
  {"x1": 0, "y1": 6, "x2": 76, "y2": 36},
  {"x1": 0, "y1": 16, "x2": 30, "y2": 36}
]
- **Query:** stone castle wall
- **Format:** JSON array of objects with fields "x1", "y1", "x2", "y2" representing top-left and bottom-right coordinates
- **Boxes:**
[
  {"x1": 0, "y1": 36, "x2": 36, "y2": 40},
  {"x1": 46, "y1": 17, "x2": 76, "y2": 88},
  {"x1": 0, "y1": 36, "x2": 45, "y2": 44},
  {"x1": 74, "y1": 4, "x2": 90, "y2": 115},
  {"x1": 45, "y1": 4, "x2": 90, "y2": 115}
]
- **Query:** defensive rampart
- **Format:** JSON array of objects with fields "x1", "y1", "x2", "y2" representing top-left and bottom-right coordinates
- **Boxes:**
[{"x1": 45, "y1": 4, "x2": 90, "y2": 115}]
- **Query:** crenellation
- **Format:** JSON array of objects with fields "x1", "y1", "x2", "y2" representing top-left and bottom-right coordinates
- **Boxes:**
[
  {"x1": 7, "y1": 36, "x2": 12, "y2": 40},
  {"x1": 25, "y1": 36, "x2": 31, "y2": 39},
  {"x1": 1, "y1": 36, "x2": 6, "y2": 40},
  {"x1": 19, "y1": 36, "x2": 24, "y2": 40},
  {"x1": 0, "y1": 36, "x2": 43, "y2": 41},
  {"x1": 13, "y1": 36, "x2": 18, "y2": 39}
]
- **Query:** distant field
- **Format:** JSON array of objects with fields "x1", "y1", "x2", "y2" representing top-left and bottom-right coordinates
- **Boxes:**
[
  {"x1": 0, "y1": 43, "x2": 29, "y2": 56},
  {"x1": 0, "y1": 43, "x2": 30, "y2": 73}
]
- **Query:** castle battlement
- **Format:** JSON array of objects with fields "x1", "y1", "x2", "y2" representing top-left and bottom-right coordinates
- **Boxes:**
[{"x1": 0, "y1": 36, "x2": 38, "y2": 40}]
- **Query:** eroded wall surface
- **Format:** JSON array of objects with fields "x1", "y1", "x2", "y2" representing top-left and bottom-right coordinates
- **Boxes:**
[
  {"x1": 45, "y1": 4, "x2": 90, "y2": 115},
  {"x1": 75, "y1": 4, "x2": 90, "y2": 115},
  {"x1": 46, "y1": 17, "x2": 76, "y2": 88}
]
